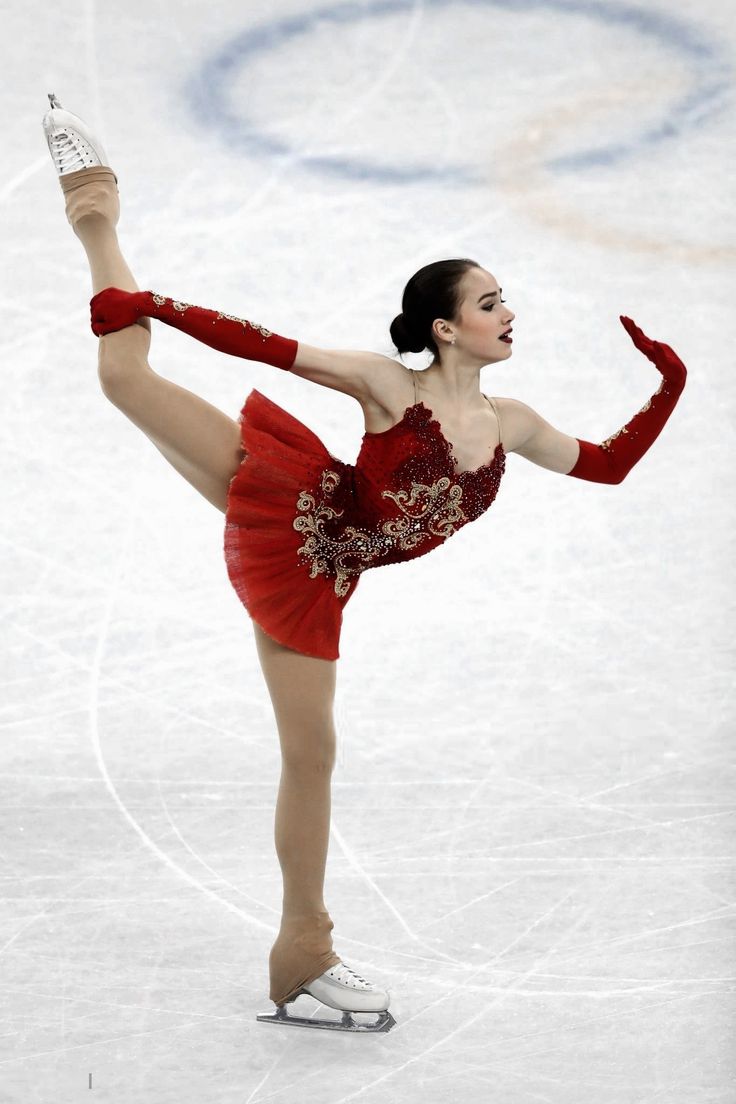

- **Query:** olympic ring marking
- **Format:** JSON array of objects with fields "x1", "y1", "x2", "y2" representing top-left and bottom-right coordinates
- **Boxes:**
[{"x1": 184, "y1": 0, "x2": 732, "y2": 185}]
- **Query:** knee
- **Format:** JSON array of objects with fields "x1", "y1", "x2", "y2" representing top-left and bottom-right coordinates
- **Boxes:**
[
  {"x1": 284, "y1": 755, "x2": 336, "y2": 778},
  {"x1": 279, "y1": 719, "x2": 337, "y2": 775},
  {"x1": 97, "y1": 329, "x2": 151, "y2": 397}
]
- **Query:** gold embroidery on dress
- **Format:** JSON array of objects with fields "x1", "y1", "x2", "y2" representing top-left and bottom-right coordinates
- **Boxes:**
[
  {"x1": 293, "y1": 469, "x2": 469, "y2": 597},
  {"x1": 382, "y1": 477, "x2": 467, "y2": 539}
]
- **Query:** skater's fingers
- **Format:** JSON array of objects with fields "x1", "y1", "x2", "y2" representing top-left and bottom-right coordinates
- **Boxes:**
[
  {"x1": 620, "y1": 315, "x2": 645, "y2": 338},
  {"x1": 620, "y1": 315, "x2": 656, "y2": 354}
]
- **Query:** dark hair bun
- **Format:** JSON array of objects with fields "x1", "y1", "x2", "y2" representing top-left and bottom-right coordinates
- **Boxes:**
[
  {"x1": 390, "y1": 312, "x2": 425, "y2": 356},
  {"x1": 389, "y1": 258, "x2": 480, "y2": 360}
]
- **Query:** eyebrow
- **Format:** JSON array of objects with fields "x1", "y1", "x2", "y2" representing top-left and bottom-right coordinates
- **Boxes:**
[{"x1": 478, "y1": 289, "x2": 502, "y2": 303}]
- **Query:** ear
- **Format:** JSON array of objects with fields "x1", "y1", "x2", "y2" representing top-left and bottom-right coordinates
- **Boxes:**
[{"x1": 433, "y1": 319, "x2": 453, "y2": 344}]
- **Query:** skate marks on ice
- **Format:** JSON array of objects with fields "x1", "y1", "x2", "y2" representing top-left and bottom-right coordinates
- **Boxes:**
[{"x1": 83, "y1": 496, "x2": 284, "y2": 937}]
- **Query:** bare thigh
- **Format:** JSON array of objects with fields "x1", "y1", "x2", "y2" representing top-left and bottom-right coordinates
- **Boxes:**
[
  {"x1": 252, "y1": 621, "x2": 337, "y2": 768},
  {"x1": 98, "y1": 326, "x2": 244, "y2": 513}
]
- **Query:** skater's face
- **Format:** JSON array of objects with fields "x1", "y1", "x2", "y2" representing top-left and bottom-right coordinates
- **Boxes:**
[{"x1": 434, "y1": 268, "x2": 515, "y2": 363}]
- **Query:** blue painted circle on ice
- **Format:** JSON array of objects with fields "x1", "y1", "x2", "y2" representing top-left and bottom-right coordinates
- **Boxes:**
[{"x1": 185, "y1": 0, "x2": 731, "y2": 185}]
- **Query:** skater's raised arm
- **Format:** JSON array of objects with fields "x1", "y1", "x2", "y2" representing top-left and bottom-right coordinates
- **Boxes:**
[
  {"x1": 91, "y1": 286, "x2": 298, "y2": 367},
  {"x1": 89, "y1": 286, "x2": 388, "y2": 402},
  {"x1": 510, "y1": 316, "x2": 688, "y2": 484}
]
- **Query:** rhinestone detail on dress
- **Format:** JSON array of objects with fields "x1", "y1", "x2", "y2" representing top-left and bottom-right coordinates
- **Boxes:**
[{"x1": 292, "y1": 403, "x2": 506, "y2": 597}]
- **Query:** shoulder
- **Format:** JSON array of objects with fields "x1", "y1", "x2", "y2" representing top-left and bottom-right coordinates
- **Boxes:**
[
  {"x1": 496, "y1": 397, "x2": 580, "y2": 473},
  {"x1": 489, "y1": 396, "x2": 534, "y2": 454},
  {"x1": 361, "y1": 357, "x2": 413, "y2": 413},
  {"x1": 290, "y1": 342, "x2": 407, "y2": 406}
]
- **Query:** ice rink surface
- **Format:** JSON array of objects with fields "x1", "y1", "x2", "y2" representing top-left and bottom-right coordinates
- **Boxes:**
[{"x1": 2, "y1": 0, "x2": 735, "y2": 1099}]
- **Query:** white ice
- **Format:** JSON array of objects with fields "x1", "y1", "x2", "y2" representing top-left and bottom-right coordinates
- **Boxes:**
[{"x1": 2, "y1": 0, "x2": 735, "y2": 1100}]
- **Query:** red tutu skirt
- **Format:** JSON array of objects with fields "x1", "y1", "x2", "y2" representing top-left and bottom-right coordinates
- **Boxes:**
[{"x1": 223, "y1": 389, "x2": 359, "y2": 660}]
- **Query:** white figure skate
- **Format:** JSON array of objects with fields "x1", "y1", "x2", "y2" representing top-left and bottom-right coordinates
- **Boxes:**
[
  {"x1": 42, "y1": 93, "x2": 111, "y2": 175},
  {"x1": 257, "y1": 962, "x2": 396, "y2": 1033}
]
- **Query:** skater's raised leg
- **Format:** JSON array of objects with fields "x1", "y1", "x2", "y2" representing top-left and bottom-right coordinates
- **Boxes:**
[
  {"x1": 73, "y1": 197, "x2": 243, "y2": 513},
  {"x1": 44, "y1": 99, "x2": 243, "y2": 514}
]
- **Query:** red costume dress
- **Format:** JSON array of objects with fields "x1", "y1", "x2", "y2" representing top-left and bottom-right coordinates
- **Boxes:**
[
  {"x1": 224, "y1": 372, "x2": 506, "y2": 660},
  {"x1": 89, "y1": 287, "x2": 687, "y2": 664}
]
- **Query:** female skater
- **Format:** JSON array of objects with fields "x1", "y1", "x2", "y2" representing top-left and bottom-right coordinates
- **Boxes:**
[{"x1": 42, "y1": 96, "x2": 687, "y2": 1034}]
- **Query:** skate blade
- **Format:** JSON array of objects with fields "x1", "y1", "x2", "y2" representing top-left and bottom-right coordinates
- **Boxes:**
[{"x1": 257, "y1": 1003, "x2": 396, "y2": 1033}]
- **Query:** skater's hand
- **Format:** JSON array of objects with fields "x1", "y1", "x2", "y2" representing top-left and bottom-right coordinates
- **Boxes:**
[
  {"x1": 90, "y1": 287, "x2": 146, "y2": 335},
  {"x1": 619, "y1": 316, "x2": 687, "y2": 389}
]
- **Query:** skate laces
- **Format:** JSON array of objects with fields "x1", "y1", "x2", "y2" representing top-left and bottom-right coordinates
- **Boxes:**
[
  {"x1": 329, "y1": 963, "x2": 372, "y2": 989},
  {"x1": 47, "y1": 128, "x2": 94, "y2": 174}
]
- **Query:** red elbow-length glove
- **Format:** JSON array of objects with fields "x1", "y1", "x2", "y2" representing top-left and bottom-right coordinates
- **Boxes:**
[
  {"x1": 567, "y1": 316, "x2": 688, "y2": 484},
  {"x1": 89, "y1": 287, "x2": 298, "y2": 371}
]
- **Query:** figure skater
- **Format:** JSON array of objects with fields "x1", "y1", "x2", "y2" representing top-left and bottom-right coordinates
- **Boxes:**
[{"x1": 42, "y1": 95, "x2": 687, "y2": 1034}]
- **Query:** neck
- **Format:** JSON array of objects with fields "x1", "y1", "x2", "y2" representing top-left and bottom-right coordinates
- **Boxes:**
[{"x1": 420, "y1": 357, "x2": 485, "y2": 408}]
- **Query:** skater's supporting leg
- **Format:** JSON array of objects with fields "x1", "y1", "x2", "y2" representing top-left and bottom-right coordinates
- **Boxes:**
[
  {"x1": 252, "y1": 622, "x2": 342, "y2": 1004},
  {"x1": 71, "y1": 178, "x2": 244, "y2": 513}
]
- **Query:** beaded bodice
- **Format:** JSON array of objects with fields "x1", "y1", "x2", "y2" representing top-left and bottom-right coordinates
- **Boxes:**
[{"x1": 292, "y1": 372, "x2": 506, "y2": 597}]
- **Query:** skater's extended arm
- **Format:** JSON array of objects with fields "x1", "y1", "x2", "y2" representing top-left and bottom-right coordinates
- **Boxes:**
[
  {"x1": 512, "y1": 316, "x2": 688, "y2": 484},
  {"x1": 90, "y1": 287, "x2": 299, "y2": 370},
  {"x1": 89, "y1": 286, "x2": 394, "y2": 400}
]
